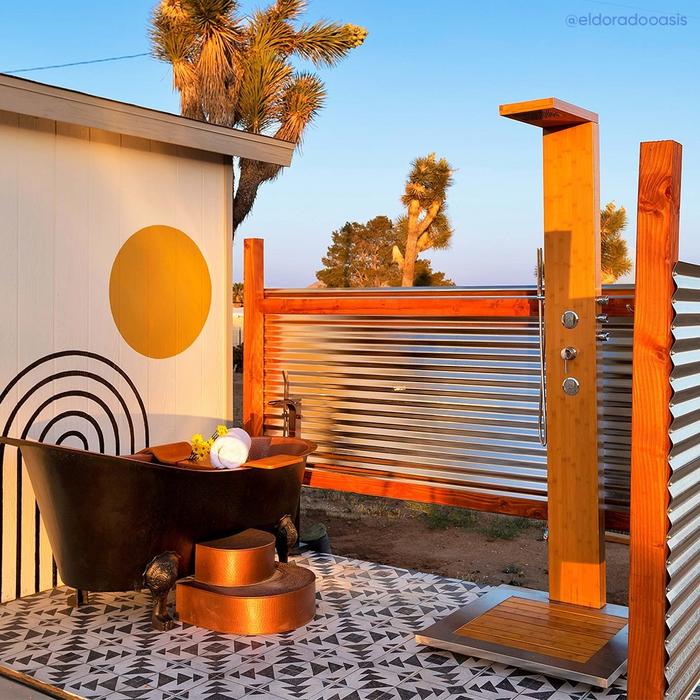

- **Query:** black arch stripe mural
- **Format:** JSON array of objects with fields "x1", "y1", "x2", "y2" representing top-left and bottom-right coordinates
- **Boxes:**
[
  {"x1": 56, "y1": 430, "x2": 89, "y2": 450},
  {"x1": 4, "y1": 372, "x2": 141, "y2": 454},
  {"x1": 0, "y1": 351, "x2": 149, "y2": 599},
  {"x1": 21, "y1": 393, "x2": 120, "y2": 451},
  {"x1": 0, "y1": 350, "x2": 149, "y2": 445},
  {"x1": 38, "y1": 411, "x2": 106, "y2": 454}
]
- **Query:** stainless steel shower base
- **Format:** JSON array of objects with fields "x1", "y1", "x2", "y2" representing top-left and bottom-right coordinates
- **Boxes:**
[{"x1": 416, "y1": 585, "x2": 629, "y2": 689}]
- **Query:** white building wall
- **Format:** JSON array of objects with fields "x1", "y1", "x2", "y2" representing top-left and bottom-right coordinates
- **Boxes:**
[{"x1": 0, "y1": 112, "x2": 232, "y2": 601}]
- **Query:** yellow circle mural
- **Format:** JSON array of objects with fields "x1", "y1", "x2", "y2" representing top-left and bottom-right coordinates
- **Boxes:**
[{"x1": 109, "y1": 225, "x2": 212, "y2": 359}]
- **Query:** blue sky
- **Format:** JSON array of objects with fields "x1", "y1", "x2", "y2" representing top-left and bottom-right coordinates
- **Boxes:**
[{"x1": 2, "y1": 0, "x2": 699, "y2": 287}]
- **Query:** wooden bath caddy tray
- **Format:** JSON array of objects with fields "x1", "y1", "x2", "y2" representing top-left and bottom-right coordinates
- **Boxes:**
[{"x1": 176, "y1": 529, "x2": 316, "y2": 635}]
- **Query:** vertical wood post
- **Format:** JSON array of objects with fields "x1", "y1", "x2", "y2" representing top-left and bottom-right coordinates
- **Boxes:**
[
  {"x1": 243, "y1": 238, "x2": 265, "y2": 436},
  {"x1": 628, "y1": 140, "x2": 682, "y2": 700},
  {"x1": 501, "y1": 98, "x2": 605, "y2": 608}
]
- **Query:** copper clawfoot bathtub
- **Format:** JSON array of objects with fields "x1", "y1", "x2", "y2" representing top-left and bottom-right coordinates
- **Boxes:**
[{"x1": 0, "y1": 435, "x2": 316, "y2": 628}]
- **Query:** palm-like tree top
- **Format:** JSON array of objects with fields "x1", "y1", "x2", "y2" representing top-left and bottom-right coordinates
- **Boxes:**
[{"x1": 151, "y1": 0, "x2": 366, "y2": 136}]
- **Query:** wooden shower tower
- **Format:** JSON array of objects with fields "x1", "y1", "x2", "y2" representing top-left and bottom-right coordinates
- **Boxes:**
[{"x1": 418, "y1": 98, "x2": 628, "y2": 687}]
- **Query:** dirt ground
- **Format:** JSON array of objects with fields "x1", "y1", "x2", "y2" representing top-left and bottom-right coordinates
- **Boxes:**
[{"x1": 301, "y1": 489, "x2": 630, "y2": 606}]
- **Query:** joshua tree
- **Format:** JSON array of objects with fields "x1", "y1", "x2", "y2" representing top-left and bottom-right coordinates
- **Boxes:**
[
  {"x1": 392, "y1": 154, "x2": 454, "y2": 286},
  {"x1": 600, "y1": 202, "x2": 633, "y2": 283},
  {"x1": 151, "y1": 0, "x2": 367, "y2": 236}
]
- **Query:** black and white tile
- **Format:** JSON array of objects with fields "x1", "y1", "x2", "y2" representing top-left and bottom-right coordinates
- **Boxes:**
[{"x1": 0, "y1": 551, "x2": 679, "y2": 699}]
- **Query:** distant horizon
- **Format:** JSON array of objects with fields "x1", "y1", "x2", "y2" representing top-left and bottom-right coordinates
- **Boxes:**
[{"x1": 2, "y1": 0, "x2": 699, "y2": 287}]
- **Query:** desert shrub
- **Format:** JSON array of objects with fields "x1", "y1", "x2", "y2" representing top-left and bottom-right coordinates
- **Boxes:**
[
  {"x1": 413, "y1": 504, "x2": 479, "y2": 530},
  {"x1": 481, "y1": 515, "x2": 534, "y2": 540}
]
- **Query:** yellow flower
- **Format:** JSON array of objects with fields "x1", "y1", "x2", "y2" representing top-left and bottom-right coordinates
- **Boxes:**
[{"x1": 191, "y1": 423, "x2": 231, "y2": 461}]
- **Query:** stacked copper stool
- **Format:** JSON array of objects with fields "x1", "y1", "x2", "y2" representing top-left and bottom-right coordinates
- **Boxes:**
[{"x1": 176, "y1": 529, "x2": 316, "y2": 634}]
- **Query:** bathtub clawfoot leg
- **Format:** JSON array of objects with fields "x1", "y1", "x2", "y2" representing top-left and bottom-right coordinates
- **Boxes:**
[
  {"x1": 276, "y1": 514, "x2": 297, "y2": 564},
  {"x1": 150, "y1": 595, "x2": 175, "y2": 632},
  {"x1": 68, "y1": 589, "x2": 89, "y2": 607},
  {"x1": 143, "y1": 552, "x2": 180, "y2": 631}
]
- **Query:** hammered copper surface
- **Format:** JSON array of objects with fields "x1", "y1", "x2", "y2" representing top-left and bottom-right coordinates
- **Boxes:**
[
  {"x1": 195, "y1": 530, "x2": 276, "y2": 587},
  {"x1": 176, "y1": 563, "x2": 316, "y2": 635}
]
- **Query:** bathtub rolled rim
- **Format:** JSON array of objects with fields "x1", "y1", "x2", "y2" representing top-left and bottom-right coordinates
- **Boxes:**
[{"x1": 0, "y1": 435, "x2": 318, "y2": 473}]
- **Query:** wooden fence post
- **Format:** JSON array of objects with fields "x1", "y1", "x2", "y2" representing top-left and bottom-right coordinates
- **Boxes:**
[
  {"x1": 243, "y1": 238, "x2": 265, "y2": 436},
  {"x1": 628, "y1": 140, "x2": 682, "y2": 699}
]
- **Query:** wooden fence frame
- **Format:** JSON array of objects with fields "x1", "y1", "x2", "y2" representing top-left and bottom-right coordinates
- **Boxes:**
[{"x1": 242, "y1": 242, "x2": 633, "y2": 531}]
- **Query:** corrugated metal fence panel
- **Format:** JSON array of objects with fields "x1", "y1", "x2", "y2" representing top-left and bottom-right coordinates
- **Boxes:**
[
  {"x1": 666, "y1": 261, "x2": 700, "y2": 700},
  {"x1": 263, "y1": 286, "x2": 634, "y2": 517},
  {"x1": 266, "y1": 311, "x2": 548, "y2": 502},
  {"x1": 599, "y1": 307, "x2": 635, "y2": 515}
]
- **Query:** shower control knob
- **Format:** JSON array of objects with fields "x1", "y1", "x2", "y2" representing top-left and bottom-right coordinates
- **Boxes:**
[
  {"x1": 560, "y1": 346, "x2": 577, "y2": 374},
  {"x1": 561, "y1": 310, "x2": 579, "y2": 329},
  {"x1": 562, "y1": 377, "x2": 580, "y2": 396}
]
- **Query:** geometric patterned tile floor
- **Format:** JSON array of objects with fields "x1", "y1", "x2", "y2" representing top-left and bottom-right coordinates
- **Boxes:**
[{"x1": 0, "y1": 552, "x2": 688, "y2": 700}]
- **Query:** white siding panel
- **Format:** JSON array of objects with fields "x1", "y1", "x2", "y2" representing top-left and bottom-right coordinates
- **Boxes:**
[
  {"x1": 43, "y1": 122, "x2": 91, "y2": 590},
  {"x1": 0, "y1": 111, "x2": 20, "y2": 602},
  {"x1": 174, "y1": 147, "x2": 206, "y2": 439},
  {"x1": 116, "y1": 135, "x2": 154, "y2": 451},
  {"x1": 143, "y1": 141, "x2": 178, "y2": 443},
  {"x1": 202, "y1": 156, "x2": 231, "y2": 423},
  {"x1": 87, "y1": 129, "x2": 123, "y2": 457},
  {"x1": 16, "y1": 116, "x2": 56, "y2": 598}
]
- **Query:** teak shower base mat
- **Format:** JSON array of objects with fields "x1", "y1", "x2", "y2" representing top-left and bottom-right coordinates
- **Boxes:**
[{"x1": 417, "y1": 585, "x2": 629, "y2": 689}]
